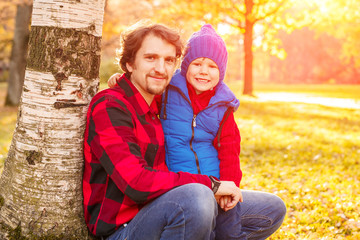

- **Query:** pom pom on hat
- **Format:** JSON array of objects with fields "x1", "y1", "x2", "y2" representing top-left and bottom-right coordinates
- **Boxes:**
[{"x1": 181, "y1": 24, "x2": 228, "y2": 82}]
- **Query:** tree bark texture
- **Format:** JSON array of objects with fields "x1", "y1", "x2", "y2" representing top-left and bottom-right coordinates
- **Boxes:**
[
  {"x1": 0, "y1": 0, "x2": 105, "y2": 239},
  {"x1": 5, "y1": 3, "x2": 32, "y2": 106}
]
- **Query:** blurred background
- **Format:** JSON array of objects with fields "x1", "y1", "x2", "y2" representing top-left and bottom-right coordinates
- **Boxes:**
[{"x1": 1, "y1": 0, "x2": 359, "y2": 101}]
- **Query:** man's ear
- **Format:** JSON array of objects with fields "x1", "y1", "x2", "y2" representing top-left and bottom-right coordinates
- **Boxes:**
[{"x1": 126, "y1": 62, "x2": 133, "y2": 73}]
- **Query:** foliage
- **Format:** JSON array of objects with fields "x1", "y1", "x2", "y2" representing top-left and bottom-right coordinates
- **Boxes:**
[
  {"x1": 1, "y1": 83, "x2": 360, "y2": 238},
  {"x1": 266, "y1": 0, "x2": 360, "y2": 84},
  {"x1": 0, "y1": 0, "x2": 32, "y2": 62},
  {"x1": 269, "y1": 28, "x2": 360, "y2": 84},
  {"x1": 99, "y1": 58, "x2": 121, "y2": 84},
  {"x1": 307, "y1": 0, "x2": 360, "y2": 67},
  {"x1": 0, "y1": 0, "x2": 15, "y2": 63},
  {"x1": 101, "y1": 0, "x2": 157, "y2": 58}
]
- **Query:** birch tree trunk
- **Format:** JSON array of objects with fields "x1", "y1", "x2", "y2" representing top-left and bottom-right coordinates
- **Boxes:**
[{"x1": 0, "y1": 0, "x2": 105, "y2": 238}]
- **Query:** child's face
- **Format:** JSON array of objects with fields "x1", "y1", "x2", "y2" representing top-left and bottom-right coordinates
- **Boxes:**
[{"x1": 186, "y1": 58, "x2": 220, "y2": 94}]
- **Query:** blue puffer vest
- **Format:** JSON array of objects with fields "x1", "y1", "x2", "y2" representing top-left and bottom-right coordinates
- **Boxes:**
[{"x1": 160, "y1": 70, "x2": 239, "y2": 177}]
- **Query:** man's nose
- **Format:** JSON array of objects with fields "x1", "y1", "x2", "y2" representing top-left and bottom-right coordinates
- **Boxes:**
[{"x1": 154, "y1": 58, "x2": 166, "y2": 73}]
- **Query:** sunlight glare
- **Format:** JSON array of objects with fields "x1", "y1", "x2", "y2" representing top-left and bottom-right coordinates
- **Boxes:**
[
  {"x1": 256, "y1": 93, "x2": 360, "y2": 109},
  {"x1": 217, "y1": 23, "x2": 231, "y2": 36}
]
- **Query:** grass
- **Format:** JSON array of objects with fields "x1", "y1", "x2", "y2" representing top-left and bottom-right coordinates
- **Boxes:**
[
  {"x1": 229, "y1": 82, "x2": 360, "y2": 239},
  {"x1": 0, "y1": 82, "x2": 359, "y2": 239}
]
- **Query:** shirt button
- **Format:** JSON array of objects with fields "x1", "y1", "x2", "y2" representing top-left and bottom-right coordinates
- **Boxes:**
[{"x1": 152, "y1": 116, "x2": 155, "y2": 120}]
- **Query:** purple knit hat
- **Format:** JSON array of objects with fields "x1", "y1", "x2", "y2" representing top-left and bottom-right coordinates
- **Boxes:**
[{"x1": 181, "y1": 24, "x2": 228, "y2": 82}]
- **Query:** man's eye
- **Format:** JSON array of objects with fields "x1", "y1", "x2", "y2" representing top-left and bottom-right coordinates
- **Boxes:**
[
  {"x1": 146, "y1": 56, "x2": 155, "y2": 60},
  {"x1": 166, "y1": 58, "x2": 176, "y2": 64}
]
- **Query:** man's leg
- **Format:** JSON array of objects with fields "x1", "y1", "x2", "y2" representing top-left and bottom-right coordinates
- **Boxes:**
[
  {"x1": 215, "y1": 190, "x2": 286, "y2": 240},
  {"x1": 215, "y1": 203, "x2": 247, "y2": 240},
  {"x1": 107, "y1": 183, "x2": 217, "y2": 240},
  {"x1": 240, "y1": 190, "x2": 286, "y2": 240}
]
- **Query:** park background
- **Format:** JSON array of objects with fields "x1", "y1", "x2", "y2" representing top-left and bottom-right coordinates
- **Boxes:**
[{"x1": 0, "y1": 0, "x2": 359, "y2": 239}]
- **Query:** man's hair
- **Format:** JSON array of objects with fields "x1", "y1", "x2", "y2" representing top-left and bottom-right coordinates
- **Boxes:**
[{"x1": 117, "y1": 22, "x2": 183, "y2": 74}]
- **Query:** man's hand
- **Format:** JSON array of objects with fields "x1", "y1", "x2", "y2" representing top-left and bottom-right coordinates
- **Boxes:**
[
  {"x1": 214, "y1": 181, "x2": 243, "y2": 211},
  {"x1": 108, "y1": 73, "x2": 121, "y2": 88}
]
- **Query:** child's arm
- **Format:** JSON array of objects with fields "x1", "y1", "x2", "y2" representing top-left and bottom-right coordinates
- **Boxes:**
[
  {"x1": 108, "y1": 73, "x2": 122, "y2": 88},
  {"x1": 214, "y1": 112, "x2": 242, "y2": 211},
  {"x1": 213, "y1": 110, "x2": 242, "y2": 187}
]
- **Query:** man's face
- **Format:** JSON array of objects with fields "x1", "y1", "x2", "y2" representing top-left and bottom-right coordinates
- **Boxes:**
[{"x1": 126, "y1": 34, "x2": 177, "y2": 104}]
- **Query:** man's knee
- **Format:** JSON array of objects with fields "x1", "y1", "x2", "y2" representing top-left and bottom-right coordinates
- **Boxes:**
[
  {"x1": 272, "y1": 195, "x2": 287, "y2": 223},
  {"x1": 178, "y1": 183, "x2": 217, "y2": 222}
]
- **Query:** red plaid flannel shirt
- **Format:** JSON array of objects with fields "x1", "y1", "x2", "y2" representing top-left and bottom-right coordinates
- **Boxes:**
[{"x1": 83, "y1": 74, "x2": 212, "y2": 237}]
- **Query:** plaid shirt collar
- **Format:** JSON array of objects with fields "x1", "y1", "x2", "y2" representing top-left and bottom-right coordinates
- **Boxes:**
[{"x1": 117, "y1": 73, "x2": 160, "y2": 115}]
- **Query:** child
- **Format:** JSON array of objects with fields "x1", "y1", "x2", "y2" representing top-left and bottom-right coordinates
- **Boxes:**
[
  {"x1": 159, "y1": 25, "x2": 242, "y2": 196},
  {"x1": 109, "y1": 24, "x2": 242, "y2": 211}
]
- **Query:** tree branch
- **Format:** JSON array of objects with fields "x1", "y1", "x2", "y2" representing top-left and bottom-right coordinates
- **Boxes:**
[{"x1": 255, "y1": 0, "x2": 288, "y2": 22}]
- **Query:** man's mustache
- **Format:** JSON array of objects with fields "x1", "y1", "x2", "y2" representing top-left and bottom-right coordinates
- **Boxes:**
[{"x1": 147, "y1": 73, "x2": 169, "y2": 80}]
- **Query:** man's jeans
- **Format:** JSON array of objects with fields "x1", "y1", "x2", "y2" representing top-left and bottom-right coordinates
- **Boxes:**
[{"x1": 107, "y1": 183, "x2": 286, "y2": 240}]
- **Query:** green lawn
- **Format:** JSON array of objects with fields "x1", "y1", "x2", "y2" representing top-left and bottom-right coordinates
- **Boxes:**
[{"x1": 0, "y1": 82, "x2": 359, "y2": 239}]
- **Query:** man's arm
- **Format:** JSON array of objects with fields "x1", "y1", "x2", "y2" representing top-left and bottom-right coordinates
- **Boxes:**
[{"x1": 89, "y1": 95, "x2": 212, "y2": 204}]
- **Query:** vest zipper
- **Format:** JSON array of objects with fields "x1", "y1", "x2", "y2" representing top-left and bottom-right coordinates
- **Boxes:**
[
  {"x1": 165, "y1": 86, "x2": 201, "y2": 173},
  {"x1": 190, "y1": 114, "x2": 201, "y2": 174}
]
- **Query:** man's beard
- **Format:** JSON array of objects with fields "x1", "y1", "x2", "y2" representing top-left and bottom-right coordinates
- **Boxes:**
[{"x1": 146, "y1": 73, "x2": 169, "y2": 95}]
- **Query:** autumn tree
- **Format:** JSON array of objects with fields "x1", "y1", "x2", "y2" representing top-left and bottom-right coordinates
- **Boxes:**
[
  {"x1": 0, "y1": 0, "x2": 105, "y2": 238},
  {"x1": 156, "y1": 0, "x2": 295, "y2": 95}
]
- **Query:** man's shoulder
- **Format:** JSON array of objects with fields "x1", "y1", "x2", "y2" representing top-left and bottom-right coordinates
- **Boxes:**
[
  {"x1": 93, "y1": 87, "x2": 126, "y2": 101},
  {"x1": 89, "y1": 87, "x2": 129, "y2": 109}
]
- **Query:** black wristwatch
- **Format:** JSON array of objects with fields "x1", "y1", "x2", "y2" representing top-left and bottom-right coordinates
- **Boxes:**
[{"x1": 209, "y1": 176, "x2": 221, "y2": 194}]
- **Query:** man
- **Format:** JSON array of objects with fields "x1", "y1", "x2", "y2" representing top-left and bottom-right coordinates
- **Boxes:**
[{"x1": 83, "y1": 23, "x2": 286, "y2": 240}]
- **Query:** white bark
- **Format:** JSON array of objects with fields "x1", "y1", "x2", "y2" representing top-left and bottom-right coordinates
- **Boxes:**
[
  {"x1": 32, "y1": 0, "x2": 104, "y2": 37},
  {"x1": 0, "y1": 0, "x2": 105, "y2": 238}
]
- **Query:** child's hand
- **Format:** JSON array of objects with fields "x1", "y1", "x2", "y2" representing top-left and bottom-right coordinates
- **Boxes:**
[{"x1": 108, "y1": 73, "x2": 122, "y2": 88}]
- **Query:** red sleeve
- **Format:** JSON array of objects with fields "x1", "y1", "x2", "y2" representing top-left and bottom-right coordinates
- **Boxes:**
[
  {"x1": 90, "y1": 97, "x2": 212, "y2": 204},
  {"x1": 213, "y1": 110, "x2": 242, "y2": 187}
]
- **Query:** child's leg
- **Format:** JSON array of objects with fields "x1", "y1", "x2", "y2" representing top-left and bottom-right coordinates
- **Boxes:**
[
  {"x1": 215, "y1": 190, "x2": 286, "y2": 240},
  {"x1": 215, "y1": 203, "x2": 246, "y2": 240}
]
